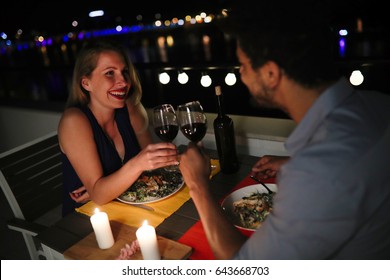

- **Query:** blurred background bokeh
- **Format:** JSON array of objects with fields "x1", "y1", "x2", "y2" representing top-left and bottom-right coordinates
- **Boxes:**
[{"x1": 1, "y1": 0, "x2": 389, "y2": 119}]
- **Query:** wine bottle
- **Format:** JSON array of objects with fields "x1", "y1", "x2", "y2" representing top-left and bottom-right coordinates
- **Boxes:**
[{"x1": 213, "y1": 86, "x2": 239, "y2": 174}]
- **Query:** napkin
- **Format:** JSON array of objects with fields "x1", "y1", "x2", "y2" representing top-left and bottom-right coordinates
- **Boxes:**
[{"x1": 209, "y1": 158, "x2": 221, "y2": 178}]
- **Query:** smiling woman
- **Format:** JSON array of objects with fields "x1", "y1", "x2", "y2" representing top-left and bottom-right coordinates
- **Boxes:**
[{"x1": 58, "y1": 38, "x2": 179, "y2": 216}]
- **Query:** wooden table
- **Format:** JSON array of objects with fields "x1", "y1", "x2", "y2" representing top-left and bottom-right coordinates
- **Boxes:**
[
  {"x1": 64, "y1": 220, "x2": 193, "y2": 260},
  {"x1": 37, "y1": 148, "x2": 259, "y2": 260}
]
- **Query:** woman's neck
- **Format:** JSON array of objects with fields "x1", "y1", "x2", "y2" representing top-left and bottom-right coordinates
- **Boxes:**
[{"x1": 88, "y1": 103, "x2": 116, "y2": 128}]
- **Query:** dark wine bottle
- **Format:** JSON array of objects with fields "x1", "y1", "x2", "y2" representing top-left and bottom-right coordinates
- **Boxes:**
[{"x1": 213, "y1": 86, "x2": 239, "y2": 174}]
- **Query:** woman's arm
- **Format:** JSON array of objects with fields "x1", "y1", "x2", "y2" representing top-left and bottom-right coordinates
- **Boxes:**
[{"x1": 58, "y1": 108, "x2": 178, "y2": 205}]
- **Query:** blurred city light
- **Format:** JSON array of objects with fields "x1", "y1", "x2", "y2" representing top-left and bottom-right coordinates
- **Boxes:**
[{"x1": 89, "y1": 10, "x2": 104, "y2": 18}]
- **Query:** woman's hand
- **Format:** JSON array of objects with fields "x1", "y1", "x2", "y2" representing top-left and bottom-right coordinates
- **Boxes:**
[
  {"x1": 251, "y1": 155, "x2": 290, "y2": 179},
  {"x1": 134, "y1": 142, "x2": 179, "y2": 171},
  {"x1": 69, "y1": 186, "x2": 90, "y2": 204}
]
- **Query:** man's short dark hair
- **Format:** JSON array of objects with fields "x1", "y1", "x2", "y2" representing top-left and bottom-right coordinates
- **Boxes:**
[{"x1": 217, "y1": 0, "x2": 340, "y2": 87}]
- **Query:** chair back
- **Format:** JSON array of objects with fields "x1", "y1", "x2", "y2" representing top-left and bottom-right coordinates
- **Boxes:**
[{"x1": 0, "y1": 132, "x2": 63, "y2": 259}]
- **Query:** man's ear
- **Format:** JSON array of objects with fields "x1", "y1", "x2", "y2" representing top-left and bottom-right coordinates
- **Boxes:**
[{"x1": 261, "y1": 61, "x2": 282, "y2": 88}]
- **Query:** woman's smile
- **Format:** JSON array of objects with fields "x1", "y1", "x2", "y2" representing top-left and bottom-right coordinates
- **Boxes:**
[{"x1": 108, "y1": 88, "x2": 127, "y2": 100}]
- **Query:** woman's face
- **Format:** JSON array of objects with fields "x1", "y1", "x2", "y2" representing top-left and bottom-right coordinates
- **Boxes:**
[{"x1": 81, "y1": 50, "x2": 130, "y2": 109}]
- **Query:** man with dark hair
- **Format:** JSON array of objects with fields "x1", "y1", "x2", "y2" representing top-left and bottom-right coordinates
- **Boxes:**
[{"x1": 178, "y1": 0, "x2": 390, "y2": 259}]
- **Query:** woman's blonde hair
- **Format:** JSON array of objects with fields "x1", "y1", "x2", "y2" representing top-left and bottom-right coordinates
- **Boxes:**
[{"x1": 65, "y1": 39, "x2": 142, "y2": 108}]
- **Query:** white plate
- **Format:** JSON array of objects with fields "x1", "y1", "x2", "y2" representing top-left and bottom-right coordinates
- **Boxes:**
[
  {"x1": 117, "y1": 166, "x2": 184, "y2": 205},
  {"x1": 221, "y1": 183, "x2": 277, "y2": 231}
]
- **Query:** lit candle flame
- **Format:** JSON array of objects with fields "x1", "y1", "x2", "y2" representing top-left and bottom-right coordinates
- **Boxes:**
[{"x1": 94, "y1": 208, "x2": 100, "y2": 214}]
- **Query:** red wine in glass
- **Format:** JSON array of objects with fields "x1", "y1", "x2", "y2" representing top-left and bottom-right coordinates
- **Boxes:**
[
  {"x1": 177, "y1": 101, "x2": 208, "y2": 143},
  {"x1": 154, "y1": 124, "x2": 179, "y2": 142},
  {"x1": 153, "y1": 104, "x2": 179, "y2": 143},
  {"x1": 153, "y1": 104, "x2": 180, "y2": 171},
  {"x1": 179, "y1": 123, "x2": 207, "y2": 142}
]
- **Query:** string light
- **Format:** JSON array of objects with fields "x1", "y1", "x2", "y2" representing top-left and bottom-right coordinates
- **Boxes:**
[
  {"x1": 224, "y1": 72, "x2": 237, "y2": 86},
  {"x1": 200, "y1": 73, "x2": 212, "y2": 87},
  {"x1": 159, "y1": 72, "x2": 170, "y2": 84},
  {"x1": 157, "y1": 69, "x2": 239, "y2": 86},
  {"x1": 177, "y1": 71, "x2": 189, "y2": 84},
  {"x1": 349, "y1": 70, "x2": 364, "y2": 86}
]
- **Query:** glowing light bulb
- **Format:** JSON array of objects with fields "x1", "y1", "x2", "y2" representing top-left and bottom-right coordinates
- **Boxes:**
[
  {"x1": 200, "y1": 74, "x2": 212, "y2": 87},
  {"x1": 178, "y1": 71, "x2": 189, "y2": 84},
  {"x1": 225, "y1": 72, "x2": 237, "y2": 86},
  {"x1": 159, "y1": 72, "x2": 170, "y2": 84},
  {"x1": 349, "y1": 70, "x2": 364, "y2": 86}
]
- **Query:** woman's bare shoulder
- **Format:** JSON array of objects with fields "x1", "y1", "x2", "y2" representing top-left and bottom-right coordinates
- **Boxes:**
[
  {"x1": 58, "y1": 107, "x2": 93, "y2": 151},
  {"x1": 58, "y1": 107, "x2": 90, "y2": 134},
  {"x1": 60, "y1": 107, "x2": 87, "y2": 123}
]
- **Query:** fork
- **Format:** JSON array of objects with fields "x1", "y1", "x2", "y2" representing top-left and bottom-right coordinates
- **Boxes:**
[{"x1": 250, "y1": 175, "x2": 274, "y2": 194}]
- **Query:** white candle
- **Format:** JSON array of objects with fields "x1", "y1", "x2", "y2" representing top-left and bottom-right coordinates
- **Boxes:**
[
  {"x1": 90, "y1": 208, "x2": 115, "y2": 249},
  {"x1": 136, "y1": 220, "x2": 161, "y2": 260}
]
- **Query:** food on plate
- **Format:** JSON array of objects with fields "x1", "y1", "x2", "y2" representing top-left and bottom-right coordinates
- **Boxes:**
[
  {"x1": 119, "y1": 168, "x2": 183, "y2": 203},
  {"x1": 232, "y1": 191, "x2": 274, "y2": 229}
]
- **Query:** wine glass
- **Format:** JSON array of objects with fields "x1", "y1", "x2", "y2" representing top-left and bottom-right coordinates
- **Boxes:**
[
  {"x1": 153, "y1": 104, "x2": 180, "y2": 171},
  {"x1": 153, "y1": 104, "x2": 179, "y2": 143},
  {"x1": 177, "y1": 101, "x2": 208, "y2": 143}
]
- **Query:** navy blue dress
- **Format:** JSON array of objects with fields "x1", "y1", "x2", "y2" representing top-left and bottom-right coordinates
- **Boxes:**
[{"x1": 61, "y1": 105, "x2": 141, "y2": 216}]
